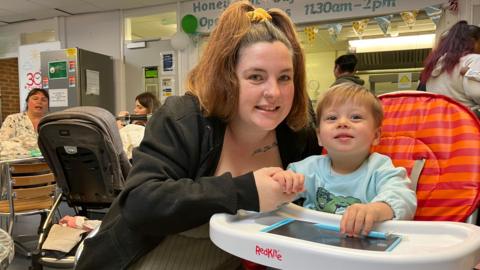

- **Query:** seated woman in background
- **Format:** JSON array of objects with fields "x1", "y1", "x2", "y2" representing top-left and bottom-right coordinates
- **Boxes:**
[
  {"x1": 117, "y1": 92, "x2": 160, "y2": 159},
  {"x1": 420, "y1": 21, "x2": 480, "y2": 117},
  {"x1": 116, "y1": 91, "x2": 160, "y2": 128},
  {"x1": 0, "y1": 88, "x2": 49, "y2": 158}
]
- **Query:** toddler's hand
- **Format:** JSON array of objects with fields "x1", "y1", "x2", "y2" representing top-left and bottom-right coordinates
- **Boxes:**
[
  {"x1": 340, "y1": 202, "x2": 393, "y2": 237},
  {"x1": 271, "y1": 170, "x2": 305, "y2": 194}
]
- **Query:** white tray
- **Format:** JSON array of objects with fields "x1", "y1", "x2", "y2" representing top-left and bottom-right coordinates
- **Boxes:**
[{"x1": 210, "y1": 203, "x2": 480, "y2": 270}]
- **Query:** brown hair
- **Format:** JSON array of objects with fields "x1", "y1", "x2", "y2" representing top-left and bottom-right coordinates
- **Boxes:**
[
  {"x1": 136, "y1": 92, "x2": 160, "y2": 114},
  {"x1": 186, "y1": 1, "x2": 308, "y2": 130},
  {"x1": 315, "y1": 83, "x2": 383, "y2": 128},
  {"x1": 421, "y1": 21, "x2": 480, "y2": 83}
]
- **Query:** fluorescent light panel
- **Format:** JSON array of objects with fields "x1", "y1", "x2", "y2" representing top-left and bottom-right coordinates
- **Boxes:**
[{"x1": 349, "y1": 34, "x2": 435, "y2": 53}]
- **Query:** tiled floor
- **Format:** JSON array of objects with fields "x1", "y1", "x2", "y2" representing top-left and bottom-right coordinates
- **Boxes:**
[{"x1": 6, "y1": 202, "x2": 76, "y2": 270}]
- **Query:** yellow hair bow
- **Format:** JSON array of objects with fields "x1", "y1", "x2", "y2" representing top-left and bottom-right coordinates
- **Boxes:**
[{"x1": 247, "y1": 8, "x2": 272, "y2": 23}]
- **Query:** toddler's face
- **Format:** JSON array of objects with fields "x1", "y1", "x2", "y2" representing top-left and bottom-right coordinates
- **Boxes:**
[{"x1": 317, "y1": 101, "x2": 380, "y2": 159}]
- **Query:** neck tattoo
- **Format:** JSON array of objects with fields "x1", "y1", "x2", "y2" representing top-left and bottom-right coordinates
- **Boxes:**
[{"x1": 252, "y1": 141, "x2": 278, "y2": 156}]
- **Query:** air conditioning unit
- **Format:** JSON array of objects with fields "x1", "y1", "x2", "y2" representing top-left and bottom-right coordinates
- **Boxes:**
[{"x1": 356, "y1": 49, "x2": 431, "y2": 71}]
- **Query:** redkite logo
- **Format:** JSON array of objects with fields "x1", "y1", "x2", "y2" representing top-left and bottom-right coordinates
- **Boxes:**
[{"x1": 255, "y1": 245, "x2": 283, "y2": 261}]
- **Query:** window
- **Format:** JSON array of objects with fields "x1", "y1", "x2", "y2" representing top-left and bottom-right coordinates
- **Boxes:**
[{"x1": 125, "y1": 11, "x2": 177, "y2": 41}]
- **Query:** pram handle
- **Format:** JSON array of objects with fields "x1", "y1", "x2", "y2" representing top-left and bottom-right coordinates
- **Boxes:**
[{"x1": 115, "y1": 114, "x2": 151, "y2": 123}]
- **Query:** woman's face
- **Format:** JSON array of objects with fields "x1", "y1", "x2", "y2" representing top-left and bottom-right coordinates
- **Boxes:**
[
  {"x1": 134, "y1": 100, "x2": 148, "y2": 115},
  {"x1": 27, "y1": 92, "x2": 48, "y2": 115},
  {"x1": 233, "y1": 41, "x2": 294, "y2": 131}
]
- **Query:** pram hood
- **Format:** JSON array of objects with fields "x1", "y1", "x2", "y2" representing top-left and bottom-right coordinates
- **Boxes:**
[{"x1": 38, "y1": 106, "x2": 129, "y2": 194}]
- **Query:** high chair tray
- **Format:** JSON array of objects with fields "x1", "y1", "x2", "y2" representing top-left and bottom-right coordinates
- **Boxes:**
[{"x1": 210, "y1": 203, "x2": 480, "y2": 270}]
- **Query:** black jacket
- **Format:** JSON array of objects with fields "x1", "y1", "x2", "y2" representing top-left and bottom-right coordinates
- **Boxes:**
[{"x1": 76, "y1": 94, "x2": 321, "y2": 269}]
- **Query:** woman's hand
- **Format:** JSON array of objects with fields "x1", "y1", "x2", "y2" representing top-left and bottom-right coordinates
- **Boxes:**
[
  {"x1": 254, "y1": 167, "x2": 300, "y2": 212},
  {"x1": 340, "y1": 202, "x2": 394, "y2": 237},
  {"x1": 116, "y1": 111, "x2": 129, "y2": 129}
]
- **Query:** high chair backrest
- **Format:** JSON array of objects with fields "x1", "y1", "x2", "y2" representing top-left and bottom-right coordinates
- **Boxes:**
[
  {"x1": 37, "y1": 106, "x2": 130, "y2": 209},
  {"x1": 372, "y1": 91, "x2": 480, "y2": 222}
]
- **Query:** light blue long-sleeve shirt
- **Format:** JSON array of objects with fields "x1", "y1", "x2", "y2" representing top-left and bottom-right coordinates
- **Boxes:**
[{"x1": 288, "y1": 152, "x2": 417, "y2": 220}]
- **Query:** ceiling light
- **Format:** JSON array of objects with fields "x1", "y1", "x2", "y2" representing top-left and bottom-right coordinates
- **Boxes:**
[{"x1": 348, "y1": 34, "x2": 435, "y2": 53}]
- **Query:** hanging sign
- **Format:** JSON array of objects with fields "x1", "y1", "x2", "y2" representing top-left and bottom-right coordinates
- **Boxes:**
[{"x1": 182, "y1": 0, "x2": 446, "y2": 32}]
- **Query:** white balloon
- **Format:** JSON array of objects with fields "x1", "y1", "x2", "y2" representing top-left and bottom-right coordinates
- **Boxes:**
[{"x1": 170, "y1": 31, "x2": 190, "y2": 51}]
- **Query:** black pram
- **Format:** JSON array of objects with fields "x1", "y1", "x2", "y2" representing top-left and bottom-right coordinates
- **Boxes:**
[{"x1": 37, "y1": 106, "x2": 130, "y2": 212}]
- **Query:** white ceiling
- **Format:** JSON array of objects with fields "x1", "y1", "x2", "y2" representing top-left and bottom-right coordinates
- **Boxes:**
[{"x1": 0, "y1": 0, "x2": 177, "y2": 25}]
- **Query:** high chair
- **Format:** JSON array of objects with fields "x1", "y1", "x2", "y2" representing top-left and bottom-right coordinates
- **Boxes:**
[
  {"x1": 208, "y1": 92, "x2": 480, "y2": 270},
  {"x1": 372, "y1": 91, "x2": 480, "y2": 222}
]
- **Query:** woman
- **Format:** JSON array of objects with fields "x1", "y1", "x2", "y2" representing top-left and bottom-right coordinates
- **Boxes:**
[
  {"x1": 117, "y1": 92, "x2": 160, "y2": 158},
  {"x1": 0, "y1": 88, "x2": 49, "y2": 157},
  {"x1": 117, "y1": 92, "x2": 160, "y2": 128},
  {"x1": 420, "y1": 21, "x2": 480, "y2": 117},
  {"x1": 76, "y1": 2, "x2": 320, "y2": 269}
]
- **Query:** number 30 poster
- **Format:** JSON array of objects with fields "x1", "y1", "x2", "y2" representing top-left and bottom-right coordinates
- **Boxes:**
[{"x1": 18, "y1": 41, "x2": 61, "y2": 110}]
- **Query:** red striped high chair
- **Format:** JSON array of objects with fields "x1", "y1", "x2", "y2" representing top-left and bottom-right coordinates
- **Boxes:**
[{"x1": 372, "y1": 91, "x2": 480, "y2": 222}]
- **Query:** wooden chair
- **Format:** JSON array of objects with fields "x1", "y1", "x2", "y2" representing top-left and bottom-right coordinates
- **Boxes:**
[{"x1": 0, "y1": 160, "x2": 57, "y2": 256}]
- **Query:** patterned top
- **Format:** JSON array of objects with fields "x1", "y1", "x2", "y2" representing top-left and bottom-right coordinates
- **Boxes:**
[
  {"x1": 0, "y1": 112, "x2": 39, "y2": 159},
  {"x1": 119, "y1": 124, "x2": 145, "y2": 159},
  {"x1": 0, "y1": 228, "x2": 14, "y2": 268}
]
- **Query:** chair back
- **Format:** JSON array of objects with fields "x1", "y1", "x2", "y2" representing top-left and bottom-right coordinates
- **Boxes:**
[
  {"x1": 372, "y1": 91, "x2": 480, "y2": 222},
  {"x1": 0, "y1": 160, "x2": 56, "y2": 234},
  {"x1": 0, "y1": 161, "x2": 55, "y2": 212},
  {"x1": 37, "y1": 106, "x2": 130, "y2": 209}
]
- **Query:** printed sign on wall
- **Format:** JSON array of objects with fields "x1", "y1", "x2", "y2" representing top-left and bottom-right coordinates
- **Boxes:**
[
  {"x1": 398, "y1": 73, "x2": 413, "y2": 89},
  {"x1": 160, "y1": 51, "x2": 176, "y2": 75},
  {"x1": 18, "y1": 41, "x2": 61, "y2": 110}
]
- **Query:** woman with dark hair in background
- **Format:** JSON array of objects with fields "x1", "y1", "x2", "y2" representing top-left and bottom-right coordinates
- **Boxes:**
[
  {"x1": 117, "y1": 92, "x2": 160, "y2": 159},
  {"x1": 0, "y1": 88, "x2": 49, "y2": 157},
  {"x1": 116, "y1": 91, "x2": 160, "y2": 128},
  {"x1": 420, "y1": 21, "x2": 480, "y2": 117}
]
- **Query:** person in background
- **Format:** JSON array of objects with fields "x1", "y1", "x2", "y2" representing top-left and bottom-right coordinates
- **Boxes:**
[
  {"x1": 0, "y1": 88, "x2": 49, "y2": 157},
  {"x1": 420, "y1": 20, "x2": 480, "y2": 117},
  {"x1": 331, "y1": 54, "x2": 365, "y2": 86},
  {"x1": 273, "y1": 83, "x2": 417, "y2": 237},
  {"x1": 116, "y1": 91, "x2": 160, "y2": 128},
  {"x1": 117, "y1": 92, "x2": 160, "y2": 159},
  {"x1": 76, "y1": 1, "x2": 320, "y2": 269}
]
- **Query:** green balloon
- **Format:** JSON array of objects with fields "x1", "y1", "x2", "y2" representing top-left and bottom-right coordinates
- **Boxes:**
[{"x1": 181, "y1": 14, "x2": 198, "y2": 34}]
